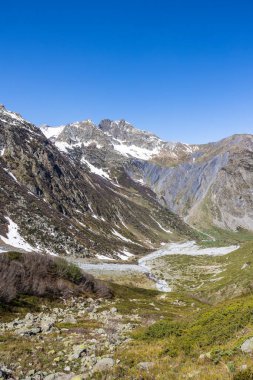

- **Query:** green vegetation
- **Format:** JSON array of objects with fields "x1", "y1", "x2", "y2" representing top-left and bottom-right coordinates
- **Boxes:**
[
  {"x1": 55, "y1": 319, "x2": 102, "y2": 330},
  {"x1": 147, "y1": 241, "x2": 253, "y2": 303},
  {"x1": 137, "y1": 295, "x2": 253, "y2": 353},
  {"x1": 2, "y1": 240, "x2": 253, "y2": 379},
  {"x1": 200, "y1": 226, "x2": 253, "y2": 248},
  {"x1": 53, "y1": 257, "x2": 83, "y2": 283},
  {"x1": 6, "y1": 251, "x2": 23, "y2": 261},
  {"x1": 112, "y1": 292, "x2": 253, "y2": 379}
]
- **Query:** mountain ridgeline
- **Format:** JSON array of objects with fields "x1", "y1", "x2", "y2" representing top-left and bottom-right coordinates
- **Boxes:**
[
  {"x1": 41, "y1": 115, "x2": 253, "y2": 232},
  {"x1": 0, "y1": 106, "x2": 197, "y2": 260},
  {"x1": 0, "y1": 105, "x2": 252, "y2": 260}
]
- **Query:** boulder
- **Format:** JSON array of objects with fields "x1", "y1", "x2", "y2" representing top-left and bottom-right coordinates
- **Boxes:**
[
  {"x1": 198, "y1": 352, "x2": 211, "y2": 361},
  {"x1": 62, "y1": 316, "x2": 77, "y2": 324},
  {"x1": 44, "y1": 373, "x2": 74, "y2": 380},
  {"x1": 93, "y1": 358, "x2": 114, "y2": 373},
  {"x1": 241, "y1": 337, "x2": 253, "y2": 353},
  {"x1": 69, "y1": 344, "x2": 87, "y2": 360},
  {"x1": 40, "y1": 316, "x2": 56, "y2": 332},
  {"x1": 0, "y1": 364, "x2": 13, "y2": 379},
  {"x1": 137, "y1": 362, "x2": 154, "y2": 371}
]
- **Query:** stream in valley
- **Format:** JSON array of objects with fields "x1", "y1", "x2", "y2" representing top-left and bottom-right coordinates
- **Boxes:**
[{"x1": 77, "y1": 241, "x2": 239, "y2": 293}]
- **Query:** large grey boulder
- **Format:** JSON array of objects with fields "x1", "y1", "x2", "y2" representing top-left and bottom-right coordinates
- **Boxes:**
[
  {"x1": 44, "y1": 374, "x2": 74, "y2": 380},
  {"x1": 93, "y1": 358, "x2": 114, "y2": 373},
  {"x1": 241, "y1": 337, "x2": 253, "y2": 353}
]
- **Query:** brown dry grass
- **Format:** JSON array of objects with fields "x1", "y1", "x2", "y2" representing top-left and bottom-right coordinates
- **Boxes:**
[{"x1": 0, "y1": 251, "x2": 112, "y2": 302}]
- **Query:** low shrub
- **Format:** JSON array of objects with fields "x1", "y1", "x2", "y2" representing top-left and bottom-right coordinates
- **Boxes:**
[
  {"x1": 140, "y1": 320, "x2": 184, "y2": 339},
  {"x1": 0, "y1": 252, "x2": 112, "y2": 303},
  {"x1": 234, "y1": 369, "x2": 253, "y2": 380},
  {"x1": 135, "y1": 295, "x2": 253, "y2": 356}
]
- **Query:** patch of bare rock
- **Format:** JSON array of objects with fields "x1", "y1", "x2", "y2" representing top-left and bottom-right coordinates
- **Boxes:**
[{"x1": 0, "y1": 297, "x2": 141, "y2": 380}]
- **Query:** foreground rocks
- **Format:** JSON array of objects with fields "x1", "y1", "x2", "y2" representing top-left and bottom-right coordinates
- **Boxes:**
[
  {"x1": 0, "y1": 364, "x2": 14, "y2": 379},
  {"x1": 0, "y1": 297, "x2": 140, "y2": 380},
  {"x1": 241, "y1": 337, "x2": 253, "y2": 353}
]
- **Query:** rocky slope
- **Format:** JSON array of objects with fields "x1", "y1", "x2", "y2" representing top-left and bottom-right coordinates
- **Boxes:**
[
  {"x1": 0, "y1": 105, "x2": 196, "y2": 260},
  {"x1": 126, "y1": 134, "x2": 253, "y2": 231},
  {"x1": 44, "y1": 116, "x2": 253, "y2": 233}
]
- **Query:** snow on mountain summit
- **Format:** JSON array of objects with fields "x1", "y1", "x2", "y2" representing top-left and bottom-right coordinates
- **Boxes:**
[
  {"x1": 39, "y1": 117, "x2": 199, "y2": 162},
  {"x1": 40, "y1": 125, "x2": 65, "y2": 140}
]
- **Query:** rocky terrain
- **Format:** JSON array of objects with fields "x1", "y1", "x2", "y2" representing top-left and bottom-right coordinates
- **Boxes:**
[
  {"x1": 0, "y1": 105, "x2": 198, "y2": 260},
  {"x1": 2, "y1": 105, "x2": 253, "y2": 379},
  {"x1": 125, "y1": 135, "x2": 253, "y2": 232},
  {"x1": 42, "y1": 115, "x2": 253, "y2": 235},
  {"x1": 0, "y1": 296, "x2": 137, "y2": 380},
  {"x1": 2, "y1": 275, "x2": 253, "y2": 380}
]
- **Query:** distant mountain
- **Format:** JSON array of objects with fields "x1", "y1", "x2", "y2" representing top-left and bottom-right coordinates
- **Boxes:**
[
  {"x1": 0, "y1": 106, "x2": 196, "y2": 259},
  {"x1": 41, "y1": 118, "x2": 198, "y2": 162},
  {"x1": 1, "y1": 104, "x2": 251, "y2": 260},
  {"x1": 126, "y1": 135, "x2": 253, "y2": 231},
  {"x1": 42, "y1": 117, "x2": 253, "y2": 233}
]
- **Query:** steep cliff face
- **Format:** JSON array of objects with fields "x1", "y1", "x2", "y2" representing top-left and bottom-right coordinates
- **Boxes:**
[
  {"x1": 125, "y1": 135, "x2": 253, "y2": 231},
  {"x1": 202, "y1": 146, "x2": 253, "y2": 231},
  {"x1": 0, "y1": 106, "x2": 197, "y2": 259},
  {"x1": 125, "y1": 152, "x2": 229, "y2": 216}
]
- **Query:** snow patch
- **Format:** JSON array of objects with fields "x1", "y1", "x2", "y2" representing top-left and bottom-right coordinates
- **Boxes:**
[
  {"x1": 117, "y1": 253, "x2": 129, "y2": 261},
  {"x1": 3, "y1": 169, "x2": 19, "y2": 183},
  {"x1": 121, "y1": 249, "x2": 134, "y2": 257},
  {"x1": 1, "y1": 217, "x2": 34, "y2": 251},
  {"x1": 81, "y1": 158, "x2": 110, "y2": 179},
  {"x1": 151, "y1": 217, "x2": 172, "y2": 234},
  {"x1": 55, "y1": 141, "x2": 71, "y2": 153},
  {"x1": 113, "y1": 141, "x2": 161, "y2": 160},
  {"x1": 0, "y1": 108, "x2": 26, "y2": 123},
  {"x1": 40, "y1": 125, "x2": 65, "y2": 139},
  {"x1": 96, "y1": 254, "x2": 115, "y2": 261},
  {"x1": 112, "y1": 229, "x2": 133, "y2": 243}
]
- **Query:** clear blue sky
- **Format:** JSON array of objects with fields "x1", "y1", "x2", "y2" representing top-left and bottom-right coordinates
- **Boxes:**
[{"x1": 1, "y1": 0, "x2": 253, "y2": 143}]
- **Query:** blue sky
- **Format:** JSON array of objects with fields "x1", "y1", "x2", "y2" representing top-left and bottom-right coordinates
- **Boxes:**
[{"x1": 1, "y1": 0, "x2": 253, "y2": 143}]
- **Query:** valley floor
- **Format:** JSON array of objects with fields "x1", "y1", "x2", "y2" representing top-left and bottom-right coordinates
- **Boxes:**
[{"x1": 73, "y1": 240, "x2": 240, "y2": 294}]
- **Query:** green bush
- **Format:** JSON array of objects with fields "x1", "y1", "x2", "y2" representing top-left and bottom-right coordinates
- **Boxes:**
[
  {"x1": 7, "y1": 251, "x2": 22, "y2": 261},
  {"x1": 53, "y1": 258, "x2": 83, "y2": 283},
  {"x1": 140, "y1": 320, "x2": 184, "y2": 339},
  {"x1": 134, "y1": 295, "x2": 253, "y2": 356}
]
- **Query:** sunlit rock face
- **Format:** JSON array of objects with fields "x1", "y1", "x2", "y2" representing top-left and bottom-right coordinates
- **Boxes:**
[
  {"x1": 43, "y1": 115, "x2": 253, "y2": 232},
  {"x1": 0, "y1": 105, "x2": 197, "y2": 260}
]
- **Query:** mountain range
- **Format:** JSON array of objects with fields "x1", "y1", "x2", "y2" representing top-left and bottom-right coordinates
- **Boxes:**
[{"x1": 1, "y1": 104, "x2": 252, "y2": 260}]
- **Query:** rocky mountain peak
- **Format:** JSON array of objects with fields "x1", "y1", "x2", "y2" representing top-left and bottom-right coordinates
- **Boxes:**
[
  {"x1": 99, "y1": 119, "x2": 157, "y2": 140},
  {"x1": 0, "y1": 105, "x2": 26, "y2": 125}
]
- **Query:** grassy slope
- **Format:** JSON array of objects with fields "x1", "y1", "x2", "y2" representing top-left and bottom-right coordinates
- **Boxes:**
[
  {"x1": 108, "y1": 239, "x2": 253, "y2": 379},
  {"x1": 113, "y1": 290, "x2": 253, "y2": 380},
  {"x1": 2, "y1": 239, "x2": 253, "y2": 379},
  {"x1": 1, "y1": 277, "x2": 253, "y2": 379},
  {"x1": 146, "y1": 241, "x2": 253, "y2": 303}
]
